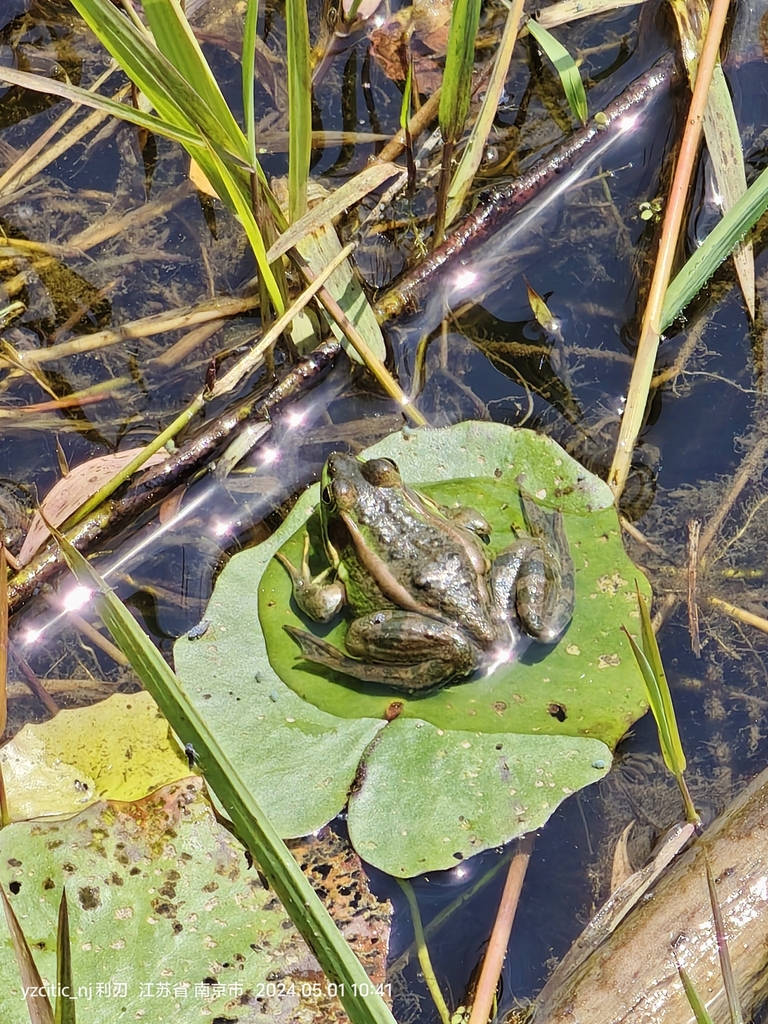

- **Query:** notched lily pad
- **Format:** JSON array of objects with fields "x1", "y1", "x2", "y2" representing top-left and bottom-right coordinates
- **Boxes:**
[{"x1": 177, "y1": 422, "x2": 651, "y2": 876}]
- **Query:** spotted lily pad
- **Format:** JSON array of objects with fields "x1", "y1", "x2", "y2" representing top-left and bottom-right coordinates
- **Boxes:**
[
  {"x1": 0, "y1": 782, "x2": 390, "y2": 1023},
  {"x1": 175, "y1": 422, "x2": 650, "y2": 876}
]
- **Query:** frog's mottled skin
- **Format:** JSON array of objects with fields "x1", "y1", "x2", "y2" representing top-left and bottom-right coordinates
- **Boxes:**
[{"x1": 278, "y1": 454, "x2": 574, "y2": 691}]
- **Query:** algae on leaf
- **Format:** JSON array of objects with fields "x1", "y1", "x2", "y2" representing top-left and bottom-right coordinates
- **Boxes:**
[
  {"x1": 175, "y1": 422, "x2": 651, "y2": 876},
  {"x1": 0, "y1": 783, "x2": 390, "y2": 1024}
]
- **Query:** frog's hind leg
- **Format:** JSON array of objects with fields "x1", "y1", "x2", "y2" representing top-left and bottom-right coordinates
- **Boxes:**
[{"x1": 285, "y1": 612, "x2": 475, "y2": 691}]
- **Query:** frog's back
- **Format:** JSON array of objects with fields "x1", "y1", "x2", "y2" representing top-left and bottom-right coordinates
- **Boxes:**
[{"x1": 356, "y1": 489, "x2": 497, "y2": 646}]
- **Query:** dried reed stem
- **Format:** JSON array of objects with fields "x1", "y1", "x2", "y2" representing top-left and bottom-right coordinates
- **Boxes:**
[{"x1": 608, "y1": 0, "x2": 732, "y2": 498}]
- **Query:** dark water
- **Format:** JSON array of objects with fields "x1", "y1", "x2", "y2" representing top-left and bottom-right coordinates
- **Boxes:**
[{"x1": 2, "y1": 0, "x2": 768, "y2": 1021}]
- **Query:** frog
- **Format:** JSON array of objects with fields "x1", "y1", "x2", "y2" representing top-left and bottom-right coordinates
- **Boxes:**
[{"x1": 276, "y1": 453, "x2": 575, "y2": 692}]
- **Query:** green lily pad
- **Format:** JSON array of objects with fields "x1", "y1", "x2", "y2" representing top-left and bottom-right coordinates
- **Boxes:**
[
  {"x1": 0, "y1": 782, "x2": 390, "y2": 1023},
  {"x1": 176, "y1": 422, "x2": 650, "y2": 876}
]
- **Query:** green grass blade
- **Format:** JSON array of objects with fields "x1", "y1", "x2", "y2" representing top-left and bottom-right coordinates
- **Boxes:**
[
  {"x1": 243, "y1": 0, "x2": 260, "y2": 163},
  {"x1": 635, "y1": 585, "x2": 686, "y2": 774},
  {"x1": 142, "y1": 0, "x2": 250, "y2": 162},
  {"x1": 526, "y1": 18, "x2": 587, "y2": 124},
  {"x1": 286, "y1": 0, "x2": 312, "y2": 222},
  {"x1": 662, "y1": 163, "x2": 768, "y2": 330},
  {"x1": 54, "y1": 890, "x2": 75, "y2": 1024},
  {"x1": 446, "y1": 0, "x2": 522, "y2": 224},
  {"x1": 54, "y1": 535, "x2": 397, "y2": 1024},
  {"x1": 623, "y1": 626, "x2": 678, "y2": 774},
  {"x1": 70, "y1": 0, "x2": 251, "y2": 166},
  {"x1": 206, "y1": 146, "x2": 286, "y2": 314},
  {"x1": 65, "y1": 0, "x2": 284, "y2": 313},
  {"x1": 670, "y1": 0, "x2": 754, "y2": 317},
  {"x1": 1, "y1": 884, "x2": 55, "y2": 1024},
  {"x1": 400, "y1": 60, "x2": 414, "y2": 130},
  {"x1": 677, "y1": 963, "x2": 716, "y2": 1024},
  {"x1": 439, "y1": 0, "x2": 482, "y2": 145},
  {"x1": 0, "y1": 65, "x2": 203, "y2": 147}
]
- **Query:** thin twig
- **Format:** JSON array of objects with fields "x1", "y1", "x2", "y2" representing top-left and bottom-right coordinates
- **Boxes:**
[
  {"x1": 69, "y1": 613, "x2": 129, "y2": 666},
  {"x1": 7, "y1": 340, "x2": 341, "y2": 615},
  {"x1": 687, "y1": 518, "x2": 701, "y2": 658},
  {"x1": 376, "y1": 90, "x2": 442, "y2": 165},
  {"x1": 708, "y1": 596, "x2": 768, "y2": 635},
  {"x1": 15, "y1": 658, "x2": 60, "y2": 717},
  {"x1": 0, "y1": 70, "x2": 125, "y2": 197},
  {"x1": 291, "y1": 250, "x2": 428, "y2": 426},
  {"x1": 61, "y1": 247, "x2": 353, "y2": 533},
  {"x1": 6, "y1": 296, "x2": 261, "y2": 367}
]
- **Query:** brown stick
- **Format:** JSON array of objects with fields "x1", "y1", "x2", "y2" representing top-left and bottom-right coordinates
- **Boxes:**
[
  {"x1": 375, "y1": 56, "x2": 677, "y2": 322},
  {"x1": 6, "y1": 341, "x2": 341, "y2": 616},
  {"x1": 608, "y1": 0, "x2": 732, "y2": 498},
  {"x1": 687, "y1": 519, "x2": 701, "y2": 658},
  {"x1": 468, "y1": 834, "x2": 534, "y2": 1024}
]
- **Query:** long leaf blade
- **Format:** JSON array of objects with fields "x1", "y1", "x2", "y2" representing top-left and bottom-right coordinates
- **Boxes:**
[
  {"x1": 53, "y1": 534, "x2": 396, "y2": 1024},
  {"x1": 0, "y1": 65, "x2": 203, "y2": 147},
  {"x1": 623, "y1": 625, "x2": 677, "y2": 774},
  {"x1": 635, "y1": 585, "x2": 686, "y2": 773},
  {"x1": 526, "y1": 18, "x2": 587, "y2": 124},
  {"x1": 439, "y1": 0, "x2": 482, "y2": 145},
  {"x1": 70, "y1": 0, "x2": 251, "y2": 166},
  {"x1": 286, "y1": 0, "x2": 312, "y2": 222},
  {"x1": 243, "y1": 0, "x2": 260, "y2": 163},
  {"x1": 662, "y1": 163, "x2": 768, "y2": 330},
  {"x1": 669, "y1": 0, "x2": 754, "y2": 317},
  {"x1": 142, "y1": 0, "x2": 250, "y2": 161}
]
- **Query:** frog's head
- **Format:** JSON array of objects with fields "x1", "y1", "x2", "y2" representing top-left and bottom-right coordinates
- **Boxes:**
[
  {"x1": 318, "y1": 454, "x2": 404, "y2": 565},
  {"x1": 320, "y1": 455, "x2": 403, "y2": 516}
]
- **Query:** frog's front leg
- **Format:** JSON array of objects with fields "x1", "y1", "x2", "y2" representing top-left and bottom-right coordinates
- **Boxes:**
[
  {"x1": 276, "y1": 533, "x2": 346, "y2": 622},
  {"x1": 286, "y1": 610, "x2": 478, "y2": 691}
]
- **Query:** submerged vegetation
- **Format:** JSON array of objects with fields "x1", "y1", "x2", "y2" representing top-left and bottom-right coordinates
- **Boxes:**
[{"x1": 0, "y1": 0, "x2": 768, "y2": 1021}]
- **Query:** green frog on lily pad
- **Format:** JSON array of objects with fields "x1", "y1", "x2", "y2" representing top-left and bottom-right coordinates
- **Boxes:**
[
  {"x1": 176, "y1": 423, "x2": 651, "y2": 876},
  {"x1": 276, "y1": 451, "x2": 576, "y2": 692}
]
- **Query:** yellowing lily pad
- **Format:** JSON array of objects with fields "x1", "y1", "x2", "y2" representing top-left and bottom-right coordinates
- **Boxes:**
[
  {"x1": 175, "y1": 422, "x2": 651, "y2": 876},
  {"x1": 0, "y1": 692, "x2": 188, "y2": 821}
]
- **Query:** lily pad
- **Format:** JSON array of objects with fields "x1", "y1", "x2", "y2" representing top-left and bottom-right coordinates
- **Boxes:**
[
  {"x1": 0, "y1": 692, "x2": 188, "y2": 821},
  {"x1": 0, "y1": 781, "x2": 390, "y2": 1023},
  {"x1": 176, "y1": 422, "x2": 650, "y2": 876}
]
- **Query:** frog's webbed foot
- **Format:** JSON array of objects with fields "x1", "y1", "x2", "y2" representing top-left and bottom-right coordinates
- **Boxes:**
[
  {"x1": 276, "y1": 534, "x2": 345, "y2": 623},
  {"x1": 492, "y1": 525, "x2": 575, "y2": 644}
]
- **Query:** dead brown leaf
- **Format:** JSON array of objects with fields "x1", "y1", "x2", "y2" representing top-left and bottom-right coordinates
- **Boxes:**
[{"x1": 19, "y1": 448, "x2": 169, "y2": 565}]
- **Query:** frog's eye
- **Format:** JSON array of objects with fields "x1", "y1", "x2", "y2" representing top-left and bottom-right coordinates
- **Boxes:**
[{"x1": 362, "y1": 458, "x2": 400, "y2": 487}]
